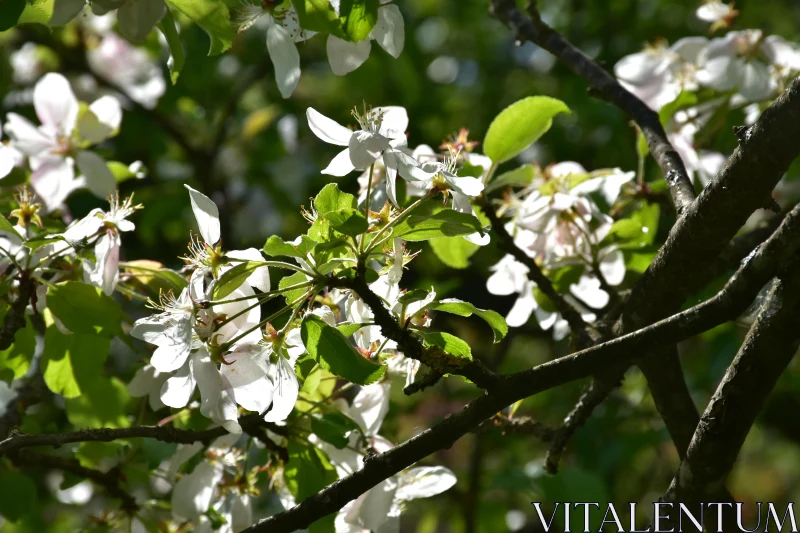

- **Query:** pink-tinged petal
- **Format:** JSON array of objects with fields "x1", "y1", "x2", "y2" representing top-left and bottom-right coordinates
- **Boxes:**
[
  {"x1": 327, "y1": 35, "x2": 371, "y2": 76},
  {"x1": 76, "y1": 150, "x2": 115, "y2": 199},
  {"x1": 89, "y1": 95, "x2": 123, "y2": 131},
  {"x1": 4, "y1": 113, "x2": 56, "y2": 156},
  {"x1": 30, "y1": 156, "x2": 77, "y2": 211},
  {"x1": 306, "y1": 108, "x2": 352, "y2": 146},
  {"x1": 160, "y1": 357, "x2": 196, "y2": 408},
  {"x1": 88, "y1": 231, "x2": 120, "y2": 295},
  {"x1": 371, "y1": 5, "x2": 404, "y2": 59},
  {"x1": 33, "y1": 73, "x2": 79, "y2": 136},
  {"x1": 322, "y1": 148, "x2": 356, "y2": 176},
  {"x1": 267, "y1": 22, "x2": 301, "y2": 99},
  {"x1": 184, "y1": 184, "x2": 221, "y2": 245}
]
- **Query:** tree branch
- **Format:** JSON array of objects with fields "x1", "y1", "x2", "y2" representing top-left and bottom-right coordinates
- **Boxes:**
[
  {"x1": 11, "y1": 450, "x2": 139, "y2": 513},
  {"x1": 332, "y1": 265, "x2": 501, "y2": 390},
  {"x1": 0, "y1": 413, "x2": 285, "y2": 456},
  {"x1": 0, "y1": 277, "x2": 35, "y2": 351},
  {"x1": 488, "y1": 0, "x2": 696, "y2": 214},
  {"x1": 663, "y1": 264, "x2": 800, "y2": 510},
  {"x1": 244, "y1": 202, "x2": 800, "y2": 532},
  {"x1": 477, "y1": 196, "x2": 592, "y2": 342}
]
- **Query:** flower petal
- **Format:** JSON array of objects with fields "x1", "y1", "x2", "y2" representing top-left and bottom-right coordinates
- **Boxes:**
[
  {"x1": 0, "y1": 146, "x2": 16, "y2": 179},
  {"x1": 506, "y1": 282, "x2": 537, "y2": 327},
  {"x1": 371, "y1": 5, "x2": 404, "y2": 59},
  {"x1": 184, "y1": 184, "x2": 221, "y2": 245},
  {"x1": 264, "y1": 357, "x2": 298, "y2": 422},
  {"x1": 89, "y1": 95, "x2": 123, "y2": 131},
  {"x1": 30, "y1": 156, "x2": 78, "y2": 211},
  {"x1": 33, "y1": 73, "x2": 79, "y2": 136},
  {"x1": 171, "y1": 461, "x2": 223, "y2": 521},
  {"x1": 306, "y1": 108, "x2": 352, "y2": 146},
  {"x1": 327, "y1": 35, "x2": 371, "y2": 76},
  {"x1": 160, "y1": 357, "x2": 196, "y2": 408},
  {"x1": 322, "y1": 148, "x2": 357, "y2": 176},
  {"x1": 396, "y1": 466, "x2": 457, "y2": 500},
  {"x1": 221, "y1": 348, "x2": 273, "y2": 413},
  {"x1": 4, "y1": 113, "x2": 55, "y2": 156},
  {"x1": 227, "y1": 248, "x2": 270, "y2": 292},
  {"x1": 267, "y1": 23, "x2": 301, "y2": 99}
]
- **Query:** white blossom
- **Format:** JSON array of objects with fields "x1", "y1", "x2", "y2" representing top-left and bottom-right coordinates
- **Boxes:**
[{"x1": 4, "y1": 73, "x2": 121, "y2": 210}]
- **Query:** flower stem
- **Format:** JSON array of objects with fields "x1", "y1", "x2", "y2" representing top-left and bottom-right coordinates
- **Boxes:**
[
  {"x1": 365, "y1": 190, "x2": 434, "y2": 255},
  {"x1": 359, "y1": 162, "x2": 376, "y2": 254}
]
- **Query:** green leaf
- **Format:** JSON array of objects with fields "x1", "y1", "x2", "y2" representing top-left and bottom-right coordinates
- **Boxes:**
[
  {"x1": 336, "y1": 322, "x2": 370, "y2": 338},
  {"x1": 339, "y1": 0, "x2": 378, "y2": 41},
  {"x1": 41, "y1": 328, "x2": 110, "y2": 399},
  {"x1": 24, "y1": 235, "x2": 64, "y2": 251},
  {"x1": 658, "y1": 91, "x2": 698, "y2": 126},
  {"x1": 284, "y1": 441, "x2": 338, "y2": 501},
  {"x1": 107, "y1": 161, "x2": 137, "y2": 183},
  {"x1": 291, "y1": 0, "x2": 342, "y2": 37},
  {"x1": 0, "y1": 471, "x2": 36, "y2": 522},
  {"x1": 485, "y1": 164, "x2": 538, "y2": 193},
  {"x1": 394, "y1": 289, "x2": 428, "y2": 306},
  {"x1": 290, "y1": 0, "x2": 377, "y2": 42},
  {"x1": 16, "y1": 0, "x2": 54, "y2": 25},
  {"x1": 213, "y1": 261, "x2": 265, "y2": 300},
  {"x1": 0, "y1": 310, "x2": 35, "y2": 384},
  {"x1": 0, "y1": 0, "x2": 26, "y2": 31},
  {"x1": 46, "y1": 282, "x2": 123, "y2": 337},
  {"x1": 279, "y1": 271, "x2": 310, "y2": 305},
  {"x1": 315, "y1": 183, "x2": 357, "y2": 214},
  {"x1": 324, "y1": 208, "x2": 369, "y2": 237},
  {"x1": 532, "y1": 287, "x2": 557, "y2": 313},
  {"x1": 0, "y1": 214, "x2": 16, "y2": 235},
  {"x1": 421, "y1": 331, "x2": 472, "y2": 361},
  {"x1": 391, "y1": 200, "x2": 483, "y2": 242},
  {"x1": 429, "y1": 236, "x2": 479, "y2": 269},
  {"x1": 263, "y1": 235, "x2": 315, "y2": 259},
  {"x1": 66, "y1": 377, "x2": 131, "y2": 429},
  {"x1": 310, "y1": 412, "x2": 359, "y2": 449},
  {"x1": 428, "y1": 299, "x2": 508, "y2": 343},
  {"x1": 165, "y1": 0, "x2": 233, "y2": 55},
  {"x1": 301, "y1": 315, "x2": 386, "y2": 385},
  {"x1": 548, "y1": 264, "x2": 585, "y2": 293},
  {"x1": 158, "y1": 10, "x2": 185, "y2": 84},
  {"x1": 484, "y1": 96, "x2": 571, "y2": 163},
  {"x1": 602, "y1": 202, "x2": 659, "y2": 250}
]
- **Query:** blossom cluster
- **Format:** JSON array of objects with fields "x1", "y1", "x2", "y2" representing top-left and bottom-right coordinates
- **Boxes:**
[
  {"x1": 487, "y1": 163, "x2": 633, "y2": 339},
  {"x1": 614, "y1": 0, "x2": 800, "y2": 186}
]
